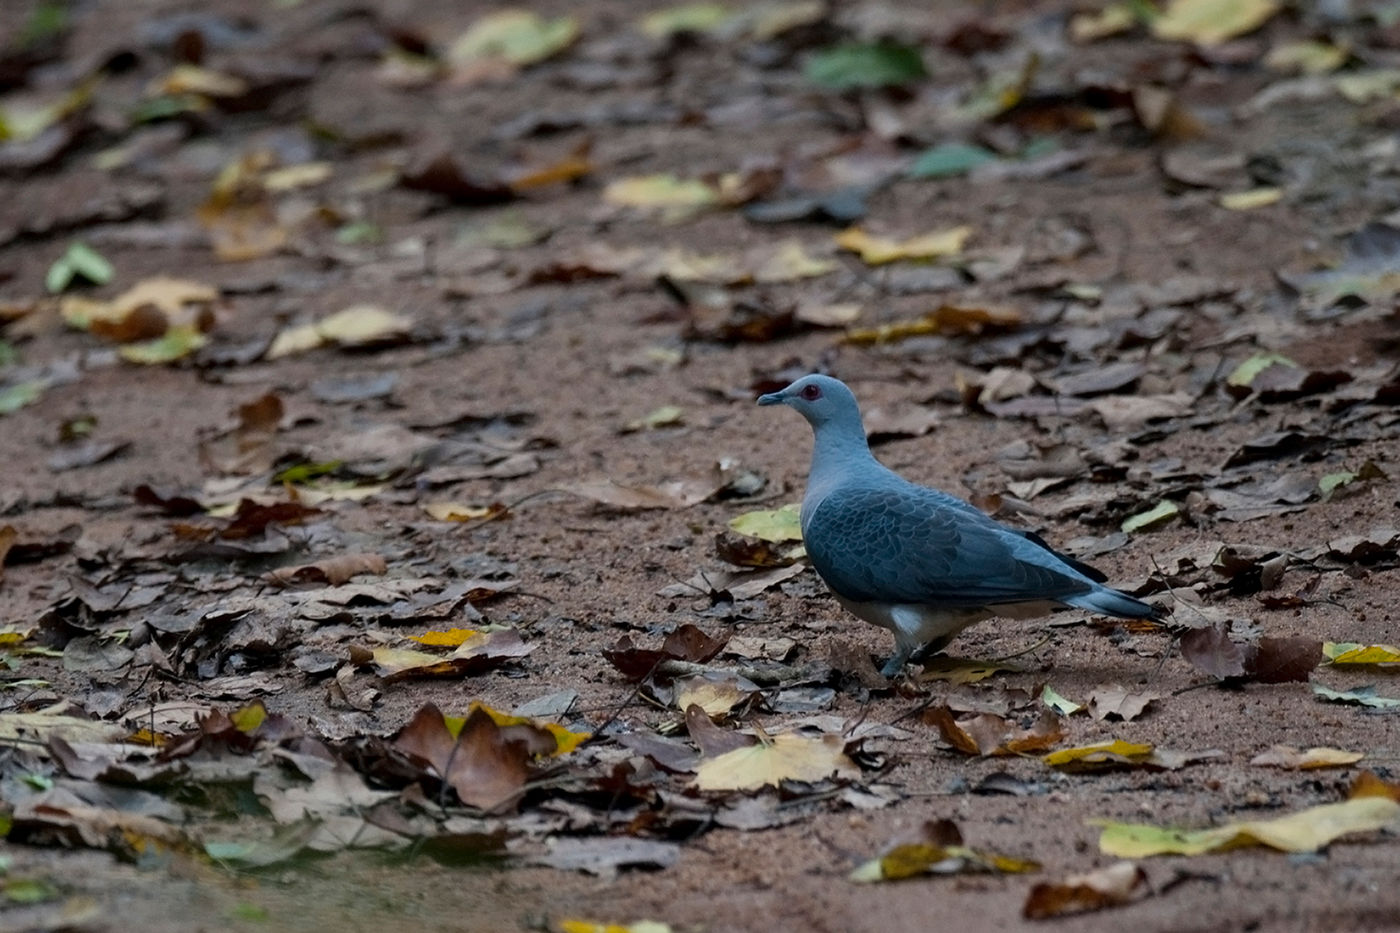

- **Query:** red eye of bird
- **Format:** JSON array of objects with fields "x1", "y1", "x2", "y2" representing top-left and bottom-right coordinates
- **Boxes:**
[{"x1": 800, "y1": 384, "x2": 821, "y2": 401}]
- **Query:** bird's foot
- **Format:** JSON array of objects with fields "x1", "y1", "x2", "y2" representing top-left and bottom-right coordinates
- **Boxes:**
[{"x1": 879, "y1": 647, "x2": 913, "y2": 678}]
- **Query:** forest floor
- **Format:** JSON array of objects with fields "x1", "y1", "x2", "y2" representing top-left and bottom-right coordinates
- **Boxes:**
[{"x1": 3, "y1": 1, "x2": 1400, "y2": 931}]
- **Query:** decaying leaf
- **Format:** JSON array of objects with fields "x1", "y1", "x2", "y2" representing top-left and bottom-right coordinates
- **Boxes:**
[
  {"x1": 844, "y1": 305, "x2": 1021, "y2": 345},
  {"x1": 728, "y1": 504, "x2": 802, "y2": 543},
  {"x1": 692, "y1": 730, "x2": 858, "y2": 791},
  {"x1": 1095, "y1": 796, "x2": 1400, "y2": 857},
  {"x1": 1044, "y1": 740, "x2": 1220, "y2": 773},
  {"x1": 1312, "y1": 684, "x2": 1400, "y2": 709},
  {"x1": 365, "y1": 629, "x2": 533, "y2": 681},
  {"x1": 850, "y1": 819, "x2": 1040, "y2": 882},
  {"x1": 263, "y1": 553, "x2": 387, "y2": 587},
  {"x1": 835, "y1": 225, "x2": 972, "y2": 265},
  {"x1": 1324, "y1": 643, "x2": 1400, "y2": 667},
  {"x1": 1152, "y1": 0, "x2": 1279, "y2": 45},
  {"x1": 924, "y1": 705, "x2": 1065, "y2": 756},
  {"x1": 1250, "y1": 745, "x2": 1364, "y2": 770},
  {"x1": 918, "y1": 656, "x2": 1020, "y2": 684},
  {"x1": 390, "y1": 704, "x2": 530, "y2": 811},
  {"x1": 1088, "y1": 686, "x2": 1159, "y2": 722},
  {"x1": 603, "y1": 624, "x2": 728, "y2": 681},
  {"x1": 1040, "y1": 685, "x2": 1084, "y2": 716},
  {"x1": 1023, "y1": 861, "x2": 1148, "y2": 919}
]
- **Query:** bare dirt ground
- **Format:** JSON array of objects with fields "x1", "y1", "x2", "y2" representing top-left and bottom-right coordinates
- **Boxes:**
[{"x1": 3, "y1": 1, "x2": 1400, "y2": 931}]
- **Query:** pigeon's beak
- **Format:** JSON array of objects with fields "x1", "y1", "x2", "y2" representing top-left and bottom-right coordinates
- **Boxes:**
[{"x1": 756, "y1": 391, "x2": 785, "y2": 406}]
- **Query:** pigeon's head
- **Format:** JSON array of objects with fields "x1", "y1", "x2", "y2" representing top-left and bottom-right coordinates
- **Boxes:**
[{"x1": 757, "y1": 374, "x2": 860, "y2": 429}]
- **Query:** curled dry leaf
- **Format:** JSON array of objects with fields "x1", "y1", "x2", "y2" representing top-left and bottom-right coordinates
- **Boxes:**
[
  {"x1": 1023, "y1": 861, "x2": 1148, "y2": 919},
  {"x1": 1250, "y1": 745, "x2": 1364, "y2": 770},
  {"x1": 1087, "y1": 686, "x2": 1159, "y2": 722},
  {"x1": 263, "y1": 553, "x2": 388, "y2": 587},
  {"x1": 366, "y1": 629, "x2": 533, "y2": 682},
  {"x1": 1095, "y1": 796, "x2": 1400, "y2": 857},
  {"x1": 924, "y1": 705, "x2": 1065, "y2": 756},
  {"x1": 850, "y1": 819, "x2": 1040, "y2": 882},
  {"x1": 603, "y1": 624, "x2": 728, "y2": 681}
]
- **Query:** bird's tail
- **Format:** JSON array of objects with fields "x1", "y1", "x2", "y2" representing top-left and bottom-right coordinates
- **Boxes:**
[{"x1": 1066, "y1": 586, "x2": 1166, "y2": 622}]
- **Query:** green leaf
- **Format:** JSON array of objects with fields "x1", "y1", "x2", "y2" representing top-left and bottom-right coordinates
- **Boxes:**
[
  {"x1": 1226, "y1": 351, "x2": 1297, "y2": 392},
  {"x1": 1040, "y1": 684, "x2": 1083, "y2": 716},
  {"x1": 117, "y1": 325, "x2": 207, "y2": 364},
  {"x1": 46, "y1": 241, "x2": 113, "y2": 293},
  {"x1": 909, "y1": 142, "x2": 997, "y2": 179},
  {"x1": 728, "y1": 503, "x2": 803, "y2": 543},
  {"x1": 1121, "y1": 500, "x2": 1180, "y2": 533},
  {"x1": 448, "y1": 10, "x2": 579, "y2": 66},
  {"x1": 273, "y1": 460, "x2": 344, "y2": 484},
  {"x1": 0, "y1": 380, "x2": 45, "y2": 415},
  {"x1": 805, "y1": 42, "x2": 927, "y2": 91},
  {"x1": 4, "y1": 878, "x2": 59, "y2": 904},
  {"x1": 1313, "y1": 683, "x2": 1400, "y2": 708},
  {"x1": 640, "y1": 3, "x2": 732, "y2": 38}
]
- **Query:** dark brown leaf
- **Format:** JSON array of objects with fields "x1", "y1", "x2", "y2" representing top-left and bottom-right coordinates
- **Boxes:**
[{"x1": 391, "y1": 704, "x2": 530, "y2": 812}]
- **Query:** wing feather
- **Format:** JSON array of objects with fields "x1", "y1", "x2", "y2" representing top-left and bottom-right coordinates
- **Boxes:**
[{"x1": 803, "y1": 485, "x2": 1094, "y2": 607}]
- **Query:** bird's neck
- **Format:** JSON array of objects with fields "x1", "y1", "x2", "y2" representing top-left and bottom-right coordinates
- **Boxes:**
[{"x1": 806, "y1": 421, "x2": 878, "y2": 501}]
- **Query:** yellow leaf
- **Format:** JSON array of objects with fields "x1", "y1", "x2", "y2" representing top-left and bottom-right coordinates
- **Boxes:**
[
  {"x1": 1043, "y1": 740, "x2": 1155, "y2": 770},
  {"x1": 842, "y1": 305, "x2": 1021, "y2": 345},
  {"x1": 603, "y1": 174, "x2": 719, "y2": 219},
  {"x1": 1152, "y1": 0, "x2": 1279, "y2": 45},
  {"x1": 230, "y1": 701, "x2": 267, "y2": 733},
  {"x1": 448, "y1": 10, "x2": 579, "y2": 66},
  {"x1": 1264, "y1": 40, "x2": 1348, "y2": 75},
  {"x1": 1069, "y1": 3, "x2": 1138, "y2": 43},
  {"x1": 265, "y1": 323, "x2": 322, "y2": 360},
  {"x1": 407, "y1": 628, "x2": 481, "y2": 647},
  {"x1": 1250, "y1": 745, "x2": 1365, "y2": 770},
  {"x1": 693, "y1": 732, "x2": 856, "y2": 791},
  {"x1": 262, "y1": 162, "x2": 333, "y2": 192},
  {"x1": 753, "y1": 240, "x2": 838, "y2": 282},
  {"x1": 118, "y1": 324, "x2": 208, "y2": 364},
  {"x1": 1219, "y1": 187, "x2": 1282, "y2": 210},
  {"x1": 291, "y1": 482, "x2": 386, "y2": 505},
  {"x1": 316, "y1": 305, "x2": 410, "y2": 346},
  {"x1": 453, "y1": 701, "x2": 590, "y2": 756},
  {"x1": 558, "y1": 921, "x2": 672, "y2": 933},
  {"x1": 835, "y1": 225, "x2": 971, "y2": 265},
  {"x1": 850, "y1": 842, "x2": 1039, "y2": 882},
  {"x1": 148, "y1": 64, "x2": 249, "y2": 98},
  {"x1": 1095, "y1": 797, "x2": 1400, "y2": 857},
  {"x1": 1324, "y1": 642, "x2": 1400, "y2": 666},
  {"x1": 422, "y1": 501, "x2": 507, "y2": 522},
  {"x1": 917, "y1": 656, "x2": 1017, "y2": 684},
  {"x1": 639, "y1": 4, "x2": 732, "y2": 38},
  {"x1": 370, "y1": 646, "x2": 458, "y2": 677},
  {"x1": 728, "y1": 504, "x2": 802, "y2": 543}
]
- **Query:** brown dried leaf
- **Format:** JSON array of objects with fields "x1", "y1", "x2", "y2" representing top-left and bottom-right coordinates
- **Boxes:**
[
  {"x1": 1087, "y1": 686, "x2": 1159, "y2": 722},
  {"x1": 1023, "y1": 861, "x2": 1148, "y2": 919},
  {"x1": 924, "y1": 705, "x2": 1064, "y2": 756},
  {"x1": 391, "y1": 704, "x2": 529, "y2": 811},
  {"x1": 263, "y1": 553, "x2": 388, "y2": 587}
]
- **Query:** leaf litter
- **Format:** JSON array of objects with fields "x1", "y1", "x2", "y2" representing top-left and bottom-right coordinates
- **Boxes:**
[{"x1": 4, "y1": 0, "x2": 1400, "y2": 928}]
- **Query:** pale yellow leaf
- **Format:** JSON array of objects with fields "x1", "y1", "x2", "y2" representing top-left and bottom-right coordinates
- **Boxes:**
[{"x1": 692, "y1": 733, "x2": 856, "y2": 791}]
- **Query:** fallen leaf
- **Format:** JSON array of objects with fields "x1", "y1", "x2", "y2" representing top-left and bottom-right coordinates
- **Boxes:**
[
  {"x1": 369, "y1": 629, "x2": 533, "y2": 681},
  {"x1": 406, "y1": 628, "x2": 481, "y2": 647},
  {"x1": 1088, "y1": 686, "x2": 1159, "y2": 722},
  {"x1": 448, "y1": 9, "x2": 579, "y2": 69},
  {"x1": 1350, "y1": 771, "x2": 1400, "y2": 802},
  {"x1": 924, "y1": 705, "x2": 1065, "y2": 756},
  {"x1": 918, "y1": 656, "x2": 1019, "y2": 684},
  {"x1": 727, "y1": 504, "x2": 802, "y2": 543},
  {"x1": 603, "y1": 625, "x2": 728, "y2": 680},
  {"x1": 805, "y1": 41, "x2": 926, "y2": 91},
  {"x1": 422, "y1": 501, "x2": 509, "y2": 522},
  {"x1": 46, "y1": 241, "x2": 112, "y2": 293},
  {"x1": 263, "y1": 553, "x2": 387, "y2": 587},
  {"x1": 908, "y1": 142, "x2": 997, "y2": 179},
  {"x1": 835, "y1": 225, "x2": 971, "y2": 265},
  {"x1": 1219, "y1": 188, "x2": 1282, "y2": 210},
  {"x1": 1040, "y1": 685, "x2": 1084, "y2": 716},
  {"x1": 692, "y1": 731, "x2": 857, "y2": 791},
  {"x1": 844, "y1": 304, "x2": 1020, "y2": 345},
  {"x1": 558, "y1": 921, "x2": 672, "y2": 933},
  {"x1": 850, "y1": 820, "x2": 1040, "y2": 882},
  {"x1": 1250, "y1": 745, "x2": 1364, "y2": 770},
  {"x1": 391, "y1": 704, "x2": 530, "y2": 811},
  {"x1": 1121, "y1": 500, "x2": 1180, "y2": 533},
  {"x1": 1095, "y1": 796, "x2": 1400, "y2": 857},
  {"x1": 1324, "y1": 643, "x2": 1400, "y2": 666},
  {"x1": 1023, "y1": 861, "x2": 1148, "y2": 919},
  {"x1": 1152, "y1": 0, "x2": 1279, "y2": 45},
  {"x1": 603, "y1": 174, "x2": 718, "y2": 221},
  {"x1": 1313, "y1": 684, "x2": 1400, "y2": 709},
  {"x1": 0, "y1": 704, "x2": 125, "y2": 746}
]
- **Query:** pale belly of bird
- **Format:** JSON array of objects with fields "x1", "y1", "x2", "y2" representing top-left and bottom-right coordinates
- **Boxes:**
[{"x1": 832, "y1": 594, "x2": 1060, "y2": 650}]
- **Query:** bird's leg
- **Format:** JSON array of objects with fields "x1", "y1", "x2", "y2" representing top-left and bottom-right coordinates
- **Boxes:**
[
  {"x1": 908, "y1": 634, "x2": 954, "y2": 666},
  {"x1": 879, "y1": 644, "x2": 913, "y2": 678}
]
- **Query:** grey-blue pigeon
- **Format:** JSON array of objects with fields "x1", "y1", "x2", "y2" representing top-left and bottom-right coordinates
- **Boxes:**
[{"x1": 758, "y1": 373, "x2": 1165, "y2": 676}]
